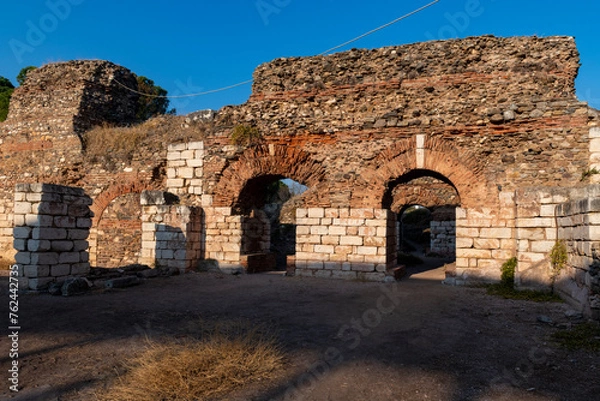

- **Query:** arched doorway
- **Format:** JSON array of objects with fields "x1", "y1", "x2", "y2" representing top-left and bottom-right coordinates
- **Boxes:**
[
  {"x1": 383, "y1": 169, "x2": 460, "y2": 274},
  {"x1": 234, "y1": 175, "x2": 309, "y2": 272}
]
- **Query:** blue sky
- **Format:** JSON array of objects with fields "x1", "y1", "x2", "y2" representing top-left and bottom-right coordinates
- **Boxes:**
[{"x1": 1, "y1": 0, "x2": 599, "y2": 114}]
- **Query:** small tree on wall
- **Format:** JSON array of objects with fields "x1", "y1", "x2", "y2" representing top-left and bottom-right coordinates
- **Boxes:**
[{"x1": 0, "y1": 76, "x2": 15, "y2": 122}]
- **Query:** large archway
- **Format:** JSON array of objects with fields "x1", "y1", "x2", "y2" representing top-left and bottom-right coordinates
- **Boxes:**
[{"x1": 383, "y1": 169, "x2": 461, "y2": 275}]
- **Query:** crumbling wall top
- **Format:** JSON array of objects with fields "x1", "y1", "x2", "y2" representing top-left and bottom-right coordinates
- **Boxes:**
[{"x1": 252, "y1": 35, "x2": 579, "y2": 99}]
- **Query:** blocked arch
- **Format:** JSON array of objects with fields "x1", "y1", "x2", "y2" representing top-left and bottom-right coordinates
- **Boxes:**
[
  {"x1": 358, "y1": 137, "x2": 489, "y2": 209},
  {"x1": 212, "y1": 145, "x2": 326, "y2": 210},
  {"x1": 91, "y1": 175, "x2": 157, "y2": 226}
]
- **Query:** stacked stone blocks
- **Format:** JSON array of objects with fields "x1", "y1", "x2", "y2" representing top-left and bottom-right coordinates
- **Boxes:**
[
  {"x1": 13, "y1": 184, "x2": 92, "y2": 290},
  {"x1": 294, "y1": 208, "x2": 396, "y2": 281},
  {"x1": 166, "y1": 142, "x2": 205, "y2": 196},
  {"x1": 140, "y1": 191, "x2": 203, "y2": 272},
  {"x1": 556, "y1": 185, "x2": 600, "y2": 314}
]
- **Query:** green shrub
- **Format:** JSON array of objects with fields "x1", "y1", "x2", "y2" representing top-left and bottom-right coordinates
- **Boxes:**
[
  {"x1": 230, "y1": 124, "x2": 261, "y2": 146},
  {"x1": 500, "y1": 257, "x2": 517, "y2": 288}
]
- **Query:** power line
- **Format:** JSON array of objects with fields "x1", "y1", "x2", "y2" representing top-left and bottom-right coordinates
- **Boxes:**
[
  {"x1": 318, "y1": 0, "x2": 440, "y2": 56},
  {"x1": 115, "y1": 0, "x2": 440, "y2": 99}
]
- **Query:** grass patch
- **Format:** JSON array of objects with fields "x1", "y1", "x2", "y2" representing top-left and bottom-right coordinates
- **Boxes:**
[
  {"x1": 83, "y1": 115, "x2": 211, "y2": 170},
  {"x1": 485, "y1": 284, "x2": 563, "y2": 302},
  {"x1": 552, "y1": 322, "x2": 600, "y2": 351},
  {"x1": 397, "y1": 252, "x2": 424, "y2": 266},
  {"x1": 97, "y1": 321, "x2": 284, "y2": 401}
]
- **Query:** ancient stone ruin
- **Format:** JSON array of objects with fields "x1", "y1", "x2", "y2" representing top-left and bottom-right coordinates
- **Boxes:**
[{"x1": 1, "y1": 35, "x2": 599, "y2": 318}]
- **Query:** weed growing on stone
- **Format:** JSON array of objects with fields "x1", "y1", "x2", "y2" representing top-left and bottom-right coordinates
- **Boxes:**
[
  {"x1": 552, "y1": 322, "x2": 600, "y2": 351},
  {"x1": 486, "y1": 257, "x2": 562, "y2": 302}
]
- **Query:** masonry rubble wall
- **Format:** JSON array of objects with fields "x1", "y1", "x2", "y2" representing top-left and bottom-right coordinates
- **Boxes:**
[
  {"x1": 13, "y1": 183, "x2": 92, "y2": 291},
  {"x1": 0, "y1": 36, "x2": 599, "y2": 319}
]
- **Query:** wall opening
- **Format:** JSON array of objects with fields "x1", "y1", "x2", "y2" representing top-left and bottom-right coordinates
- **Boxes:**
[
  {"x1": 383, "y1": 169, "x2": 459, "y2": 275},
  {"x1": 235, "y1": 175, "x2": 308, "y2": 271}
]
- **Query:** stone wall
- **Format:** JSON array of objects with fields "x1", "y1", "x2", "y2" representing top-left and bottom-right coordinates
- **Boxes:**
[
  {"x1": 140, "y1": 191, "x2": 203, "y2": 272},
  {"x1": 294, "y1": 208, "x2": 396, "y2": 281},
  {"x1": 94, "y1": 193, "x2": 142, "y2": 268},
  {"x1": 13, "y1": 184, "x2": 92, "y2": 290},
  {"x1": 430, "y1": 220, "x2": 456, "y2": 257},
  {"x1": 556, "y1": 186, "x2": 600, "y2": 318}
]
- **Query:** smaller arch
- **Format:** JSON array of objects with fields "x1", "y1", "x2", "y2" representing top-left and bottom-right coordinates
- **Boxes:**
[
  {"x1": 90, "y1": 174, "x2": 157, "y2": 226},
  {"x1": 213, "y1": 145, "x2": 325, "y2": 209}
]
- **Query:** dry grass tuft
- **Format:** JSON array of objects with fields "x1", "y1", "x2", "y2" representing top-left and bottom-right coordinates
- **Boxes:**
[
  {"x1": 97, "y1": 321, "x2": 284, "y2": 401},
  {"x1": 83, "y1": 115, "x2": 212, "y2": 170}
]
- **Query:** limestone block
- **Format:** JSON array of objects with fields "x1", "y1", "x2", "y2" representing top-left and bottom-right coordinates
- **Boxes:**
[
  {"x1": 310, "y1": 226, "x2": 329, "y2": 235},
  {"x1": 51, "y1": 264, "x2": 71, "y2": 277},
  {"x1": 518, "y1": 252, "x2": 546, "y2": 263},
  {"x1": 314, "y1": 244, "x2": 334, "y2": 254},
  {"x1": 13, "y1": 202, "x2": 33, "y2": 214},
  {"x1": 356, "y1": 246, "x2": 378, "y2": 256},
  {"x1": 364, "y1": 237, "x2": 386, "y2": 247},
  {"x1": 306, "y1": 261, "x2": 324, "y2": 270},
  {"x1": 328, "y1": 226, "x2": 347, "y2": 235},
  {"x1": 174, "y1": 249, "x2": 187, "y2": 260},
  {"x1": 530, "y1": 240, "x2": 556, "y2": 253},
  {"x1": 479, "y1": 227, "x2": 513, "y2": 239},
  {"x1": 339, "y1": 236, "x2": 363, "y2": 246},
  {"x1": 178, "y1": 167, "x2": 194, "y2": 179},
  {"x1": 51, "y1": 241, "x2": 74, "y2": 252},
  {"x1": 71, "y1": 263, "x2": 91, "y2": 275},
  {"x1": 76, "y1": 218, "x2": 92, "y2": 228},
  {"x1": 350, "y1": 208, "x2": 375, "y2": 219},
  {"x1": 308, "y1": 208, "x2": 325, "y2": 218},
  {"x1": 167, "y1": 179, "x2": 185, "y2": 188},
  {"x1": 15, "y1": 252, "x2": 31, "y2": 264},
  {"x1": 38, "y1": 202, "x2": 68, "y2": 216},
  {"x1": 297, "y1": 235, "x2": 322, "y2": 244},
  {"x1": 321, "y1": 235, "x2": 340, "y2": 246},
  {"x1": 325, "y1": 209, "x2": 339, "y2": 218},
  {"x1": 31, "y1": 252, "x2": 59, "y2": 265},
  {"x1": 58, "y1": 252, "x2": 80, "y2": 264},
  {"x1": 455, "y1": 248, "x2": 492, "y2": 259},
  {"x1": 24, "y1": 264, "x2": 50, "y2": 278},
  {"x1": 358, "y1": 226, "x2": 377, "y2": 236},
  {"x1": 296, "y1": 218, "x2": 320, "y2": 226},
  {"x1": 332, "y1": 270, "x2": 357, "y2": 280},
  {"x1": 13, "y1": 227, "x2": 32, "y2": 239},
  {"x1": 323, "y1": 261, "x2": 342, "y2": 270},
  {"x1": 54, "y1": 216, "x2": 77, "y2": 228},
  {"x1": 473, "y1": 238, "x2": 500, "y2": 250},
  {"x1": 350, "y1": 262, "x2": 375, "y2": 272},
  {"x1": 13, "y1": 239, "x2": 27, "y2": 251}
]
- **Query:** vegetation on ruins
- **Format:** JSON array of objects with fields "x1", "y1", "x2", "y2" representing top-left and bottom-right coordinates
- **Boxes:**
[
  {"x1": 135, "y1": 75, "x2": 175, "y2": 121},
  {"x1": 16, "y1": 66, "x2": 37, "y2": 86},
  {"x1": 486, "y1": 257, "x2": 562, "y2": 302},
  {"x1": 0, "y1": 76, "x2": 14, "y2": 122},
  {"x1": 230, "y1": 124, "x2": 262, "y2": 146}
]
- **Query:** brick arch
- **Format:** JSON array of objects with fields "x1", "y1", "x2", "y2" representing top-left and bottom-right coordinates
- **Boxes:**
[
  {"x1": 357, "y1": 137, "x2": 490, "y2": 209},
  {"x1": 90, "y1": 174, "x2": 158, "y2": 226},
  {"x1": 212, "y1": 145, "x2": 326, "y2": 208}
]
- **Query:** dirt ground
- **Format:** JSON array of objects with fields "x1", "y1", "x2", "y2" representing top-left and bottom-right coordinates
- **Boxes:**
[{"x1": 1, "y1": 260, "x2": 599, "y2": 401}]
